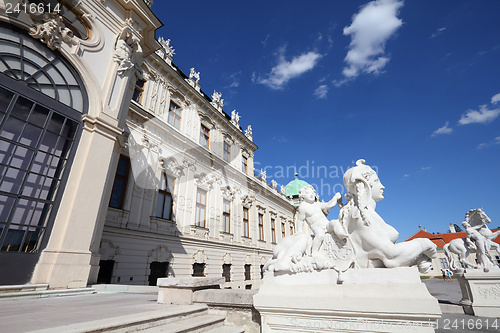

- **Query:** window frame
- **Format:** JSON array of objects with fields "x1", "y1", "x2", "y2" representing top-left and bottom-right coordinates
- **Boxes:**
[
  {"x1": 222, "y1": 263, "x2": 231, "y2": 282},
  {"x1": 258, "y1": 213, "x2": 264, "y2": 241},
  {"x1": 108, "y1": 155, "x2": 131, "y2": 209},
  {"x1": 223, "y1": 141, "x2": 231, "y2": 162},
  {"x1": 155, "y1": 173, "x2": 174, "y2": 220},
  {"x1": 195, "y1": 188, "x2": 207, "y2": 227},
  {"x1": 244, "y1": 263, "x2": 251, "y2": 281},
  {"x1": 167, "y1": 101, "x2": 182, "y2": 130},
  {"x1": 222, "y1": 199, "x2": 230, "y2": 233},
  {"x1": 242, "y1": 207, "x2": 249, "y2": 238},
  {"x1": 242, "y1": 155, "x2": 247, "y2": 174},
  {"x1": 199, "y1": 124, "x2": 210, "y2": 149},
  {"x1": 132, "y1": 79, "x2": 146, "y2": 104},
  {"x1": 281, "y1": 221, "x2": 286, "y2": 238},
  {"x1": 271, "y1": 218, "x2": 276, "y2": 244}
]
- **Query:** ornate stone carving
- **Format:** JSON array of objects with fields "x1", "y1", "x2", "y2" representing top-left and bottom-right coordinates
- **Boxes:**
[
  {"x1": 113, "y1": 19, "x2": 143, "y2": 76},
  {"x1": 156, "y1": 37, "x2": 175, "y2": 63},
  {"x1": 148, "y1": 245, "x2": 173, "y2": 263},
  {"x1": 280, "y1": 185, "x2": 286, "y2": 195},
  {"x1": 220, "y1": 185, "x2": 234, "y2": 201},
  {"x1": 271, "y1": 179, "x2": 278, "y2": 190},
  {"x1": 211, "y1": 91, "x2": 224, "y2": 111},
  {"x1": 245, "y1": 125, "x2": 253, "y2": 141},
  {"x1": 194, "y1": 172, "x2": 220, "y2": 189},
  {"x1": 230, "y1": 110, "x2": 240, "y2": 128},
  {"x1": 192, "y1": 249, "x2": 207, "y2": 263},
  {"x1": 259, "y1": 169, "x2": 267, "y2": 181},
  {"x1": 241, "y1": 189, "x2": 255, "y2": 207},
  {"x1": 220, "y1": 232, "x2": 234, "y2": 243},
  {"x1": 161, "y1": 157, "x2": 185, "y2": 178},
  {"x1": 29, "y1": 14, "x2": 77, "y2": 50},
  {"x1": 189, "y1": 67, "x2": 200, "y2": 83},
  {"x1": 100, "y1": 239, "x2": 120, "y2": 260},
  {"x1": 256, "y1": 204, "x2": 266, "y2": 214}
]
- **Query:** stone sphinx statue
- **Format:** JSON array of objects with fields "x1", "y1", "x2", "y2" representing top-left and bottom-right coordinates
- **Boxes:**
[
  {"x1": 265, "y1": 159, "x2": 438, "y2": 276},
  {"x1": 341, "y1": 159, "x2": 437, "y2": 273}
]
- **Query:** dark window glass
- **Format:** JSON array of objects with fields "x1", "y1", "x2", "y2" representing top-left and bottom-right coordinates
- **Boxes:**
[
  {"x1": 244, "y1": 264, "x2": 251, "y2": 281},
  {"x1": 192, "y1": 263, "x2": 205, "y2": 277},
  {"x1": 149, "y1": 261, "x2": 169, "y2": 286},
  {"x1": 222, "y1": 264, "x2": 231, "y2": 282},
  {"x1": 109, "y1": 155, "x2": 130, "y2": 209}
]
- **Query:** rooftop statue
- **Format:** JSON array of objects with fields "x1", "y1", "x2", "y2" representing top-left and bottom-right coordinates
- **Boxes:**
[
  {"x1": 444, "y1": 208, "x2": 500, "y2": 272},
  {"x1": 341, "y1": 159, "x2": 437, "y2": 273}
]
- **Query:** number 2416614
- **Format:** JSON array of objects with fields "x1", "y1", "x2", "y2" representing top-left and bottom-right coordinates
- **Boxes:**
[{"x1": 6, "y1": 2, "x2": 61, "y2": 15}]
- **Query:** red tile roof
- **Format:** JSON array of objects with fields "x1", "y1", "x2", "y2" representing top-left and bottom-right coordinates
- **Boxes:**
[{"x1": 406, "y1": 228, "x2": 500, "y2": 249}]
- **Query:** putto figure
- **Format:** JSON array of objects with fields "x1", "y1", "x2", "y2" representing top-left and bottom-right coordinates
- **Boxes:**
[
  {"x1": 340, "y1": 159, "x2": 437, "y2": 273},
  {"x1": 296, "y1": 185, "x2": 348, "y2": 255}
]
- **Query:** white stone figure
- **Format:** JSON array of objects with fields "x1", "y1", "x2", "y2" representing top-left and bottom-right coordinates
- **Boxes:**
[
  {"x1": 271, "y1": 179, "x2": 277, "y2": 189},
  {"x1": 245, "y1": 125, "x2": 253, "y2": 141},
  {"x1": 230, "y1": 110, "x2": 240, "y2": 126},
  {"x1": 114, "y1": 24, "x2": 142, "y2": 76},
  {"x1": 296, "y1": 185, "x2": 348, "y2": 256},
  {"x1": 341, "y1": 159, "x2": 437, "y2": 273},
  {"x1": 280, "y1": 185, "x2": 286, "y2": 195},
  {"x1": 260, "y1": 169, "x2": 267, "y2": 181},
  {"x1": 444, "y1": 208, "x2": 500, "y2": 272},
  {"x1": 189, "y1": 67, "x2": 200, "y2": 83},
  {"x1": 211, "y1": 91, "x2": 224, "y2": 111},
  {"x1": 157, "y1": 37, "x2": 175, "y2": 60}
]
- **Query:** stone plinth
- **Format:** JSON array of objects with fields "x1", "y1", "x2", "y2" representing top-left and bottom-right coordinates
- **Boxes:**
[
  {"x1": 455, "y1": 269, "x2": 500, "y2": 317},
  {"x1": 253, "y1": 267, "x2": 441, "y2": 333},
  {"x1": 157, "y1": 277, "x2": 224, "y2": 305}
]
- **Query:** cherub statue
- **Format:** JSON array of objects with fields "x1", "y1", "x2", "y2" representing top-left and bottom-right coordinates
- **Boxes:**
[
  {"x1": 189, "y1": 67, "x2": 200, "y2": 83},
  {"x1": 340, "y1": 159, "x2": 437, "y2": 273},
  {"x1": 296, "y1": 185, "x2": 348, "y2": 255}
]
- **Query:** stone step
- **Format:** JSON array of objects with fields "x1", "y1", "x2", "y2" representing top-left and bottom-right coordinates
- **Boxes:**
[
  {"x1": 203, "y1": 326, "x2": 245, "y2": 333},
  {"x1": 0, "y1": 283, "x2": 48, "y2": 293},
  {"x1": 30, "y1": 303, "x2": 209, "y2": 333},
  {"x1": 135, "y1": 314, "x2": 226, "y2": 333},
  {"x1": 0, "y1": 287, "x2": 95, "y2": 300}
]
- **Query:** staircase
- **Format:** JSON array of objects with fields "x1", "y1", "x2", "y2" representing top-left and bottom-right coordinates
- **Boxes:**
[
  {"x1": 0, "y1": 284, "x2": 95, "y2": 300},
  {"x1": 30, "y1": 303, "x2": 243, "y2": 333}
]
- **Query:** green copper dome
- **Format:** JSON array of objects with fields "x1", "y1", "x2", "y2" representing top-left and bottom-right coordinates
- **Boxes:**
[{"x1": 285, "y1": 173, "x2": 309, "y2": 197}]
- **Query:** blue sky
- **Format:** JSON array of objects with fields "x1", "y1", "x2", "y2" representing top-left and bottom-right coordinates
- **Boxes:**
[{"x1": 153, "y1": 0, "x2": 500, "y2": 240}]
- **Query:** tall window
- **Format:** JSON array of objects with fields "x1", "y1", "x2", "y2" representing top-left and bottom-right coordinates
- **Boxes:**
[
  {"x1": 132, "y1": 79, "x2": 145, "y2": 104},
  {"x1": 109, "y1": 155, "x2": 130, "y2": 209},
  {"x1": 244, "y1": 264, "x2": 251, "y2": 281},
  {"x1": 223, "y1": 141, "x2": 231, "y2": 162},
  {"x1": 156, "y1": 173, "x2": 174, "y2": 220},
  {"x1": 199, "y1": 124, "x2": 210, "y2": 149},
  {"x1": 242, "y1": 155, "x2": 248, "y2": 174},
  {"x1": 290, "y1": 224, "x2": 294, "y2": 235},
  {"x1": 167, "y1": 101, "x2": 182, "y2": 129},
  {"x1": 195, "y1": 188, "x2": 207, "y2": 227},
  {"x1": 192, "y1": 263, "x2": 205, "y2": 277},
  {"x1": 281, "y1": 221, "x2": 286, "y2": 238},
  {"x1": 271, "y1": 218, "x2": 276, "y2": 244},
  {"x1": 243, "y1": 207, "x2": 249, "y2": 237},
  {"x1": 148, "y1": 261, "x2": 169, "y2": 286},
  {"x1": 222, "y1": 264, "x2": 231, "y2": 282},
  {"x1": 258, "y1": 213, "x2": 264, "y2": 241},
  {"x1": 222, "y1": 199, "x2": 230, "y2": 233}
]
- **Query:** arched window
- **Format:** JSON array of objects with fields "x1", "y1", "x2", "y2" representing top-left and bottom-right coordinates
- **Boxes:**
[{"x1": 0, "y1": 23, "x2": 87, "y2": 285}]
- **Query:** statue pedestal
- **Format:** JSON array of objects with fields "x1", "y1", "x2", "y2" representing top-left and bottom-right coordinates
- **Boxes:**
[
  {"x1": 455, "y1": 269, "x2": 500, "y2": 318},
  {"x1": 253, "y1": 267, "x2": 441, "y2": 332}
]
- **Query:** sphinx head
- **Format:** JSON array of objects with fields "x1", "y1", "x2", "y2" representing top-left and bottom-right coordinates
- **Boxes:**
[{"x1": 343, "y1": 159, "x2": 385, "y2": 203}]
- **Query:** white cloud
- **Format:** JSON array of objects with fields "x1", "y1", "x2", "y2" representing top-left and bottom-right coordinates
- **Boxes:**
[
  {"x1": 259, "y1": 49, "x2": 322, "y2": 90},
  {"x1": 420, "y1": 166, "x2": 432, "y2": 171},
  {"x1": 458, "y1": 105, "x2": 500, "y2": 125},
  {"x1": 432, "y1": 121, "x2": 453, "y2": 136},
  {"x1": 477, "y1": 137, "x2": 500, "y2": 149},
  {"x1": 341, "y1": 0, "x2": 403, "y2": 81},
  {"x1": 313, "y1": 85, "x2": 328, "y2": 99},
  {"x1": 491, "y1": 93, "x2": 500, "y2": 104},
  {"x1": 430, "y1": 27, "x2": 446, "y2": 39}
]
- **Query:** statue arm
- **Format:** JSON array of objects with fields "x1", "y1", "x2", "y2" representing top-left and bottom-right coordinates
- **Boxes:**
[{"x1": 321, "y1": 192, "x2": 342, "y2": 210}]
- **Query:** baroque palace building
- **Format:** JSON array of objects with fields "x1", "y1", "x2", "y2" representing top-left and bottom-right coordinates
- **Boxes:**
[{"x1": 0, "y1": 0, "x2": 296, "y2": 289}]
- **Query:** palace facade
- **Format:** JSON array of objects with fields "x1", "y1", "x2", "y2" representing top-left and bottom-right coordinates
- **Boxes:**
[{"x1": 0, "y1": 0, "x2": 295, "y2": 289}]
